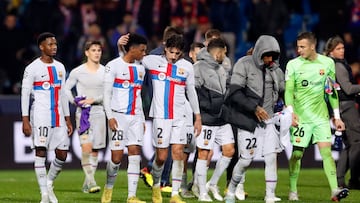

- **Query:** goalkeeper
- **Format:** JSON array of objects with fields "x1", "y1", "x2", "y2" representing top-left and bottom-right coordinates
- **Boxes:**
[{"x1": 285, "y1": 32, "x2": 349, "y2": 202}]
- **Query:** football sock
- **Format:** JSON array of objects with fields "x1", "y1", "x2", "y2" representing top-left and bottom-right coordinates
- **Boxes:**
[
  {"x1": 90, "y1": 153, "x2": 98, "y2": 174},
  {"x1": 127, "y1": 155, "x2": 141, "y2": 198},
  {"x1": 81, "y1": 152, "x2": 96, "y2": 185},
  {"x1": 105, "y1": 160, "x2": 120, "y2": 189},
  {"x1": 171, "y1": 160, "x2": 183, "y2": 196},
  {"x1": 35, "y1": 156, "x2": 47, "y2": 194},
  {"x1": 47, "y1": 158, "x2": 64, "y2": 183},
  {"x1": 181, "y1": 172, "x2": 187, "y2": 189},
  {"x1": 228, "y1": 158, "x2": 251, "y2": 195},
  {"x1": 151, "y1": 159, "x2": 164, "y2": 187},
  {"x1": 196, "y1": 159, "x2": 208, "y2": 195},
  {"x1": 319, "y1": 147, "x2": 338, "y2": 191},
  {"x1": 289, "y1": 149, "x2": 304, "y2": 192},
  {"x1": 264, "y1": 153, "x2": 278, "y2": 198},
  {"x1": 209, "y1": 155, "x2": 232, "y2": 186}
]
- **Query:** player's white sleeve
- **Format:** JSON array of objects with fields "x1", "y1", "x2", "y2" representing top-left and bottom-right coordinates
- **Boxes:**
[
  {"x1": 61, "y1": 72, "x2": 70, "y2": 117},
  {"x1": 103, "y1": 65, "x2": 115, "y2": 119},
  {"x1": 64, "y1": 70, "x2": 77, "y2": 104},
  {"x1": 21, "y1": 68, "x2": 33, "y2": 116},
  {"x1": 186, "y1": 65, "x2": 200, "y2": 114}
]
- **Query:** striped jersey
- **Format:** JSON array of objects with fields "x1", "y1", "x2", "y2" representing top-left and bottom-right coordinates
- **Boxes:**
[
  {"x1": 103, "y1": 57, "x2": 145, "y2": 119},
  {"x1": 21, "y1": 58, "x2": 68, "y2": 127},
  {"x1": 142, "y1": 55, "x2": 196, "y2": 119}
]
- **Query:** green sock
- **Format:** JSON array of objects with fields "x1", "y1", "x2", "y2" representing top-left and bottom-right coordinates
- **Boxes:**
[
  {"x1": 319, "y1": 147, "x2": 338, "y2": 191},
  {"x1": 289, "y1": 149, "x2": 304, "y2": 192}
]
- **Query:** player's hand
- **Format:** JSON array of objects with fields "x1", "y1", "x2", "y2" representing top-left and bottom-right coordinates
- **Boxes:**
[
  {"x1": 194, "y1": 114, "x2": 202, "y2": 137},
  {"x1": 79, "y1": 98, "x2": 94, "y2": 106},
  {"x1": 65, "y1": 116, "x2": 73, "y2": 136},
  {"x1": 334, "y1": 118, "x2": 345, "y2": 131},
  {"x1": 117, "y1": 33, "x2": 130, "y2": 47},
  {"x1": 109, "y1": 118, "x2": 118, "y2": 131},
  {"x1": 291, "y1": 113, "x2": 299, "y2": 127},
  {"x1": 22, "y1": 117, "x2": 32, "y2": 137},
  {"x1": 255, "y1": 106, "x2": 269, "y2": 122}
]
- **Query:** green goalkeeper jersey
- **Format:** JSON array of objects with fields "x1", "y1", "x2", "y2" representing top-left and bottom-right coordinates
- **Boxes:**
[{"x1": 285, "y1": 54, "x2": 339, "y2": 123}]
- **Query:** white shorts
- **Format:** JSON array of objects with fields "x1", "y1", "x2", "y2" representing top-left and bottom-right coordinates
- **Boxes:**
[
  {"x1": 76, "y1": 105, "x2": 106, "y2": 149},
  {"x1": 109, "y1": 112, "x2": 144, "y2": 151},
  {"x1": 152, "y1": 118, "x2": 186, "y2": 148},
  {"x1": 196, "y1": 124, "x2": 234, "y2": 150},
  {"x1": 32, "y1": 125, "x2": 70, "y2": 151},
  {"x1": 184, "y1": 125, "x2": 196, "y2": 154},
  {"x1": 238, "y1": 123, "x2": 282, "y2": 159}
]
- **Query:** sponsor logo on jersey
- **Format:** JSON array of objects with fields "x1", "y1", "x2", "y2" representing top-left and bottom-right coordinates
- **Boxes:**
[
  {"x1": 122, "y1": 80, "x2": 130, "y2": 88},
  {"x1": 301, "y1": 80, "x2": 308, "y2": 87},
  {"x1": 42, "y1": 81, "x2": 51, "y2": 90},
  {"x1": 158, "y1": 72, "x2": 166, "y2": 80}
]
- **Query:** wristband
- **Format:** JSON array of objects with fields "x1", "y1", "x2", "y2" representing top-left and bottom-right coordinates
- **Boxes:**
[{"x1": 333, "y1": 109, "x2": 340, "y2": 119}]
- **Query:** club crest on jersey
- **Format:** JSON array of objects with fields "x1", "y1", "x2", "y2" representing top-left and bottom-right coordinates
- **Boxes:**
[
  {"x1": 42, "y1": 81, "x2": 51, "y2": 90},
  {"x1": 178, "y1": 68, "x2": 185, "y2": 75},
  {"x1": 158, "y1": 72, "x2": 166, "y2": 80},
  {"x1": 139, "y1": 72, "x2": 144, "y2": 79},
  {"x1": 58, "y1": 71, "x2": 63, "y2": 78},
  {"x1": 319, "y1": 69, "x2": 325, "y2": 75}
]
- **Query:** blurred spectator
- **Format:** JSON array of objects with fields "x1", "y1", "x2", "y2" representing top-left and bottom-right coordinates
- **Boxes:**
[
  {"x1": 247, "y1": 0, "x2": 288, "y2": 67},
  {"x1": 109, "y1": 11, "x2": 146, "y2": 56},
  {"x1": 77, "y1": 23, "x2": 110, "y2": 64},
  {"x1": 343, "y1": 32, "x2": 360, "y2": 64},
  {"x1": 0, "y1": 11, "x2": 30, "y2": 94},
  {"x1": 209, "y1": 0, "x2": 240, "y2": 34},
  {"x1": 48, "y1": 0, "x2": 83, "y2": 70},
  {"x1": 20, "y1": 0, "x2": 53, "y2": 38},
  {"x1": 312, "y1": 0, "x2": 347, "y2": 52},
  {"x1": 94, "y1": 0, "x2": 121, "y2": 35},
  {"x1": 80, "y1": 0, "x2": 97, "y2": 34},
  {"x1": 185, "y1": 15, "x2": 212, "y2": 52}
]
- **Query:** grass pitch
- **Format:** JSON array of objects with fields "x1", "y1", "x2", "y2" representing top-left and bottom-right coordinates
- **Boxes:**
[{"x1": 0, "y1": 168, "x2": 359, "y2": 203}]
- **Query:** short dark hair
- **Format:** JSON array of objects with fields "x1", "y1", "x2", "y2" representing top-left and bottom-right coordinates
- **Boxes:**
[
  {"x1": 84, "y1": 40, "x2": 102, "y2": 51},
  {"x1": 205, "y1": 29, "x2": 221, "y2": 41},
  {"x1": 207, "y1": 38, "x2": 226, "y2": 52},
  {"x1": 123, "y1": 33, "x2": 147, "y2": 52},
  {"x1": 165, "y1": 34, "x2": 185, "y2": 50},
  {"x1": 163, "y1": 26, "x2": 183, "y2": 42},
  {"x1": 190, "y1": 42, "x2": 205, "y2": 51},
  {"x1": 37, "y1": 32, "x2": 55, "y2": 46},
  {"x1": 297, "y1": 31, "x2": 317, "y2": 45},
  {"x1": 324, "y1": 36, "x2": 344, "y2": 56}
]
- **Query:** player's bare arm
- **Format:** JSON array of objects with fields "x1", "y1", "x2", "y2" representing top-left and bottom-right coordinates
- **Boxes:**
[
  {"x1": 108, "y1": 118, "x2": 118, "y2": 131},
  {"x1": 22, "y1": 116, "x2": 32, "y2": 137},
  {"x1": 65, "y1": 116, "x2": 73, "y2": 136},
  {"x1": 194, "y1": 113, "x2": 202, "y2": 136}
]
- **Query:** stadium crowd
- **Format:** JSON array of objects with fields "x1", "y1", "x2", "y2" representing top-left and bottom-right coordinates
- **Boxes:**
[{"x1": 1, "y1": 0, "x2": 360, "y2": 94}]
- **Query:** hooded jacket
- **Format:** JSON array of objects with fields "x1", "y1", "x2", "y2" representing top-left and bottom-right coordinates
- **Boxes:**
[
  {"x1": 221, "y1": 35, "x2": 284, "y2": 132},
  {"x1": 194, "y1": 48, "x2": 227, "y2": 126}
]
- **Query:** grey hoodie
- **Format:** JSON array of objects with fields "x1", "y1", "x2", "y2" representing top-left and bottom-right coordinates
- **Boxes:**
[
  {"x1": 221, "y1": 35, "x2": 284, "y2": 132},
  {"x1": 231, "y1": 35, "x2": 284, "y2": 115},
  {"x1": 194, "y1": 48, "x2": 227, "y2": 125}
]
